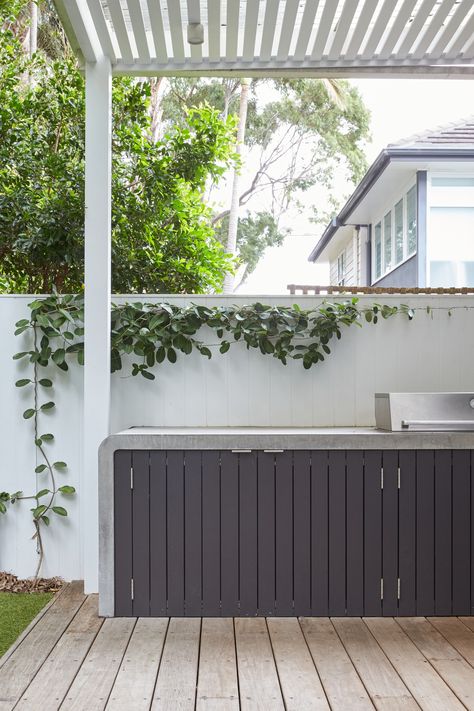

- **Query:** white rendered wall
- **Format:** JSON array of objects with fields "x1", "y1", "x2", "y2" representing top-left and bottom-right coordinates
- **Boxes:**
[{"x1": 1, "y1": 293, "x2": 474, "y2": 582}]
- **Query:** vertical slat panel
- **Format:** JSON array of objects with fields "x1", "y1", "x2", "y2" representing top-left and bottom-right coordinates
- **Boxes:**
[
  {"x1": 377, "y1": 0, "x2": 418, "y2": 59},
  {"x1": 260, "y1": 0, "x2": 280, "y2": 61},
  {"x1": 107, "y1": 0, "x2": 134, "y2": 62},
  {"x1": 328, "y1": 450, "x2": 346, "y2": 616},
  {"x1": 411, "y1": 0, "x2": 457, "y2": 59},
  {"x1": 258, "y1": 451, "x2": 276, "y2": 616},
  {"x1": 167, "y1": 450, "x2": 185, "y2": 615},
  {"x1": 328, "y1": 0, "x2": 359, "y2": 60},
  {"x1": 361, "y1": 0, "x2": 399, "y2": 59},
  {"x1": 150, "y1": 451, "x2": 167, "y2": 616},
  {"x1": 344, "y1": 0, "x2": 379, "y2": 60},
  {"x1": 207, "y1": 0, "x2": 221, "y2": 61},
  {"x1": 293, "y1": 451, "x2": 311, "y2": 616},
  {"x1": 452, "y1": 450, "x2": 471, "y2": 615},
  {"x1": 346, "y1": 451, "x2": 364, "y2": 616},
  {"x1": 293, "y1": 0, "x2": 319, "y2": 60},
  {"x1": 382, "y1": 451, "x2": 398, "y2": 616},
  {"x1": 276, "y1": 0, "x2": 299, "y2": 61},
  {"x1": 132, "y1": 450, "x2": 150, "y2": 616},
  {"x1": 127, "y1": 0, "x2": 151, "y2": 62},
  {"x1": 239, "y1": 451, "x2": 258, "y2": 615},
  {"x1": 434, "y1": 450, "x2": 452, "y2": 615},
  {"x1": 416, "y1": 450, "x2": 435, "y2": 616},
  {"x1": 364, "y1": 450, "x2": 382, "y2": 616},
  {"x1": 429, "y1": 0, "x2": 472, "y2": 59},
  {"x1": 242, "y1": 0, "x2": 260, "y2": 60},
  {"x1": 114, "y1": 450, "x2": 133, "y2": 616},
  {"x1": 146, "y1": 0, "x2": 168, "y2": 63},
  {"x1": 220, "y1": 451, "x2": 239, "y2": 616},
  {"x1": 166, "y1": 0, "x2": 185, "y2": 62},
  {"x1": 184, "y1": 450, "x2": 202, "y2": 616},
  {"x1": 398, "y1": 450, "x2": 416, "y2": 616},
  {"x1": 311, "y1": 0, "x2": 339, "y2": 60},
  {"x1": 311, "y1": 450, "x2": 328, "y2": 615},
  {"x1": 396, "y1": 0, "x2": 437, "y2": 56},
  {"x1": 225, "y1": 0, "x2": 240, "y2": 62},
  {"x1": 275, "y1": 451, "x2": 293, "y2": 615},
  {"x1": 202, "y1": 451, "x2": 221, "y2": 616}
]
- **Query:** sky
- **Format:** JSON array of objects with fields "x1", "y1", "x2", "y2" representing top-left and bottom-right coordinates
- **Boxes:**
[{"x1": 236, "y1": 78, "x2": 474, "y2": 295}]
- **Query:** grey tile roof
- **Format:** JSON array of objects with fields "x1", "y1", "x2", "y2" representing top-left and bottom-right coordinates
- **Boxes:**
[{"x1": 391, "y1": 117, "x2": 474, "y2": 147}]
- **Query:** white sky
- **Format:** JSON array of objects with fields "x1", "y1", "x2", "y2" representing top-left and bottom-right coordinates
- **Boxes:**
[{"x1": 236, "y1": 78, "x2": 474, "y2": 295}]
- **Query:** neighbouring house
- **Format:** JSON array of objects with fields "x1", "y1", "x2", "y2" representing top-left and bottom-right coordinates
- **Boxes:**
[{"x1": 308, "y1": 118, "x2": 474, "y2": 289}]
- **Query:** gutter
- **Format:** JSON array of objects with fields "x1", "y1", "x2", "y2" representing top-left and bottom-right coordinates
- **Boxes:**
[{"x1": 308, "y1": 145, "x2": 474, "y2": 262}]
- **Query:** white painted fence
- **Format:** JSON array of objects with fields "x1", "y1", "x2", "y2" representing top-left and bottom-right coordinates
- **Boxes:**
[{"x1": 1, "y1": 293, "x2": 474, "y2": 581}]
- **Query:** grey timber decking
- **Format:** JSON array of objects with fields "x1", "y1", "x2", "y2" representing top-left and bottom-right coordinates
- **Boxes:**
[{"x1": 2, "y1": 583, "x2": 474, "y2": 710}]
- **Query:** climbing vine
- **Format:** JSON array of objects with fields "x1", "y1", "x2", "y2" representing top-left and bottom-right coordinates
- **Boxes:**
[{"x1": 1, "y1": 293, "x2": 414, "y2": 576}]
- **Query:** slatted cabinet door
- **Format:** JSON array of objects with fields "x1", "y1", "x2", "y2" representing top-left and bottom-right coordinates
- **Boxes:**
[{"x1": 113, "y1": 448, "x2": 473, "y2": 617}]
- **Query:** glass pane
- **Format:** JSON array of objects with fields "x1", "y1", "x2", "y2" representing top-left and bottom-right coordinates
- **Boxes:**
[
  {"x1": 374, "y1": 222, "x2": 382, "y2": 279},
  {"x1": 384, "y1": 211, "x2": 392, "y2": 272},
  {"x1": 432, "y1": 177, "x2": 474, "y2": 187},
  {"x1": 429, "y1": 206, "x2": 474, "y2": 287},
  {"x1": 406, "y1": 185, "x2": 417, "y2": 255},
  {"x1": 394, "y1": 199, "x2": 403, "y2": 264}
]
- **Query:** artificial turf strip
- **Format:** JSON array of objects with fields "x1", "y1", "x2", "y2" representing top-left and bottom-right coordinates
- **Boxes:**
[{"x1": 0, "y1": 591, "x2": 53, "y2": 657}]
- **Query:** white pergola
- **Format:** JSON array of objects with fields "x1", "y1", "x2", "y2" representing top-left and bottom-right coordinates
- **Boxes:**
[{"x1": 52, "y1": 0, "x2": 474, "y2": 593}]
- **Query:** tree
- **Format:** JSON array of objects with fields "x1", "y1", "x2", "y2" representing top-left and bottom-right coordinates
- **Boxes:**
[
  {"x1": 160, "y1": 77, "x2": 371, "y2": 282},
  {"x1": 0, "y1": 5, "x2": 238, "y2": 294}
]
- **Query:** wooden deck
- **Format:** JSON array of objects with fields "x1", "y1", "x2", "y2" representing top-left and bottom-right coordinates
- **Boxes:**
[{"x1": 1, "y1": 583, "x2": 474, "y2": 710}]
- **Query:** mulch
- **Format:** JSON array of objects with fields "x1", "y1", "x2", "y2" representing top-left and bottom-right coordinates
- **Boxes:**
[{"x1": 0, "y1": 571, "x2": 63, "y2": 593}]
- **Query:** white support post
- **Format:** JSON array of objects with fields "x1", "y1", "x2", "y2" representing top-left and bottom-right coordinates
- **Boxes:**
[{"x1": 83, "y1": 57, "x2": 112, "y2": 593}]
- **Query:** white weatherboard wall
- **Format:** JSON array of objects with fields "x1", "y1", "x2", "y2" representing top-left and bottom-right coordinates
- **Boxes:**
[{"x1": 1, "y1": 294, "x2": 474, "y2": 582}]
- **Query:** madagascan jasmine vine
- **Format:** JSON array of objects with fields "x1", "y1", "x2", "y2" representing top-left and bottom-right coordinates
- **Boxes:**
[{"x1": 1, "y1": 293, "x2": 414, "y2": 576}]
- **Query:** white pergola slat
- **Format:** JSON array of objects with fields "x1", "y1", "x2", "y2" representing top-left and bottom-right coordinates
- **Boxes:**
[
  {"x1": 54, "y1": 0, "x2": 474, "y2": 76},
  {"x1": 50, "y1": 0, "x2": 474, "y2": 595}
]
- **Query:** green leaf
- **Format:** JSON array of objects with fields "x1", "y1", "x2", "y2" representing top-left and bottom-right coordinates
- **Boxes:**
[
  {"x1": 13, "y1": 352, "x2": 28, "y2": 360},
  {"x1": 58, "y1": 485, "x2": 76, "y2": 494},
  {"x1": 35, "y1": 464, "x2": 48, "y2": 473},
  {"x1": 41, "y1": 433, "x2": 54, "y2": 441},
  {"x1": 200, "y1": 347, "x2": 212, "y2": 359},
  {"x1": 52, "y1": 506, "x2": 68, "y2": 516},
  {"x1": 53, "y1": 461, "x2": 67, "y2": 470},
  {"x1": 15, "y1": 319, "x2": 30, "y2": 328},
  {"x1": 15, "y1": 379, "x2": 31, "y2": 387},
  {"x1": 38, "y1": 378, "x2": 53, "y2": 387},
  {"x1": 32, "y1": 505, "x2": 47, "y2": 518},
  {"x1": 156, "y1": 346, "x2": 166, "y2": 363},
  {"x1": 23, "y1": 408, "x2": 36, "y2": 419},
  {"x1": 36, "y1": 489, "x2": 50, "y2": 498},
  {"x1": 41, "y1": 515, "x2": 50, "y2": 526},
  {"x1": 219, "y1": 341, "x2": 230, "y2": 354},
  {"x1": 141, "y1": 370, "x2": 155, "y2": 380},
  {"x1": 41, "y1": 401, "x2": 55, "y2": 411},
  {"x1": 167, "y1": 347, "x2": 177, "y2": 363},
  {"x1": 52, "y1": 348, "x2": 65, "y2": 365},
  {"x1": 0, "y1": 501, "x2": 6, "y2": 514}
]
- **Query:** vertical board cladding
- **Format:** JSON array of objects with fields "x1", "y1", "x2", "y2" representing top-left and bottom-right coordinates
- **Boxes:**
[{"x1": 113, "y1": 448, "x2": 473, "y2": 617}]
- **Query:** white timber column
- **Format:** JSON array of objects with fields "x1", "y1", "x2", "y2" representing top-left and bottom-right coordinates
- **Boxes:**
[{"x1": 83, "y1": 56, "x2": 112, "y2": 593}]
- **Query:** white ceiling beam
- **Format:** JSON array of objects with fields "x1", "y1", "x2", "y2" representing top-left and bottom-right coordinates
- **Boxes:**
[
  {"x1": 260, "y1": 0, "x2": 280, "y2": 62},
  {"x1": 127, "y1": 0, "x2": 151, "y2": 62},
  {"x1": 107, "y1": 0, "x2": 134, "y2": 63},
  {"x1": 344, "y1": 0, "x2": 378, "y2": 60},
  {"x1": 243, "y1": 0, "x2": 260, "y2": 61},
  {"x1": 377, "y1": 0, "x2": 418, "y2": 60},
  {"x1": 58, "y1": 0, "x2": 101, "y2": 62},
  {"x1": 207, "y1": 0, "x2": 221, "y2": 61},
  {"x1": 328, "y1": 0, "x2": 360, "y2": 61},
  {"x1": 293, "y1": 0, "x2": 320, "y2": 61},
  {"x1": 85, "y1": 0, "x2": 116, "y2": 62},
  {"x1": 445, "y1": 7, "x2": 474, "y2": 59},
  {"x1": 411, "y1": 0, "x2": 456, "y2": 59},
  {"x1": 429, "y1": 0, "x2": 473, "y2": 60},
  {"x1": 112, "y1": 57, "x2": 474, "y2": 78},
  {"x1": 311, "y1": 0, "x2": 340, "y2": 61},
  {"x1": 187, "y1": 0, "x2": 202, "y2": 62},
  {"x1": 458, "y1": 16, "x2": 474, "y2": 59},
  {"x1": 361, "y1": 0, "x2": 398, "y2": 60},
  {"x1": 225, "y1": 0, "x2": 240, "y2": 62},
  {"x1": 166, "y1": 0, "x2": 185, "y2": 63},
  {"x1": 276, "y1": 0, "x2": 300, "y2": 62},
  {"x1": 396, "y1": 0, "x2": 437, "y2": 56},
  {"x1": 146, "y1": 0, "x2": 168, "y2": 63}
]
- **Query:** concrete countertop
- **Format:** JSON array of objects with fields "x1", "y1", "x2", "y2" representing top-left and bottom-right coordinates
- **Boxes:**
[{"x1": 100, "y1": 426, "x2": 474, "y2": 452}]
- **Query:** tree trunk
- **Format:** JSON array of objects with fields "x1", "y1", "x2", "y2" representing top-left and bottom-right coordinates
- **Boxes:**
[
  {"x1": 223, "y1": 78, "x2": 250, "y2": 295},
  {"x1": 29, "y1": 1, "x2": 38, "y2": 57}
]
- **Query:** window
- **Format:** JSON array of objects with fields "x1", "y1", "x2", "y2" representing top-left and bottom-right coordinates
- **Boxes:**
[
  {"x1": 337, "y1": 251, "x2": 345, "y2": 285},
  {"x1": 374, "y1": 222, "x2": 382, "y2": 279},
  {"x1": 383, "y1": 211, "x2": 392, "y2": 272},
  {"x1": 372, "y1": 183, "x2": 417, "y2": 282},
  {"x1": 407, "y1": 185, "x2": 417, "y2": 255},
  {"x1": 394, "y1": 199, "x2": 404, "y2": 263}
]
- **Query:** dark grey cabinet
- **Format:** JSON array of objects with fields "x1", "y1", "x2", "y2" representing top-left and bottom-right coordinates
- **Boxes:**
[{"x1": 113, "y1": 449, "x2": 474, "y2": 617}]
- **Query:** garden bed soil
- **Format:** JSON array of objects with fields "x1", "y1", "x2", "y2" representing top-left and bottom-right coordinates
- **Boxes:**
[{"x1": 0, "y1": 571, "x2": 63, "y2": 593}]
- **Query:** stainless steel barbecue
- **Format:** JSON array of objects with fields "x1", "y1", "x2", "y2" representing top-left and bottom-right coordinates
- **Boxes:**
[{"x1": 375, "y1": 392, "x2": 474, "y2": 431}]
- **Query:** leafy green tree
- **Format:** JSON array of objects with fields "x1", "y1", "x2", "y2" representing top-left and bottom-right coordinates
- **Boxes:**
[{"x1": 0, "y1": 5, "x2": 238, "y2": 294}]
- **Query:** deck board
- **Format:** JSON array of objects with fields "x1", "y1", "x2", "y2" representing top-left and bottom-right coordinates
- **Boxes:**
[
  {"x1": 0, "y1": 581, "x2": 86, "y2": 711},
  {"x1": 1, "y1": 584, "x2": 473, "y2": 711}
]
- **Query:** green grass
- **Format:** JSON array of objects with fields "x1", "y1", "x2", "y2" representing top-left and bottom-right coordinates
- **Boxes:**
[{"x1": 0, "y1": 592, "x2": 53, "y2": 657}]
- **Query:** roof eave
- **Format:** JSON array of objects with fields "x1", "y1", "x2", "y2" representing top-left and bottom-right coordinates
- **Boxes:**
[{"x1": 308, "y1": 145, "x2": 474, "y2": 262}]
